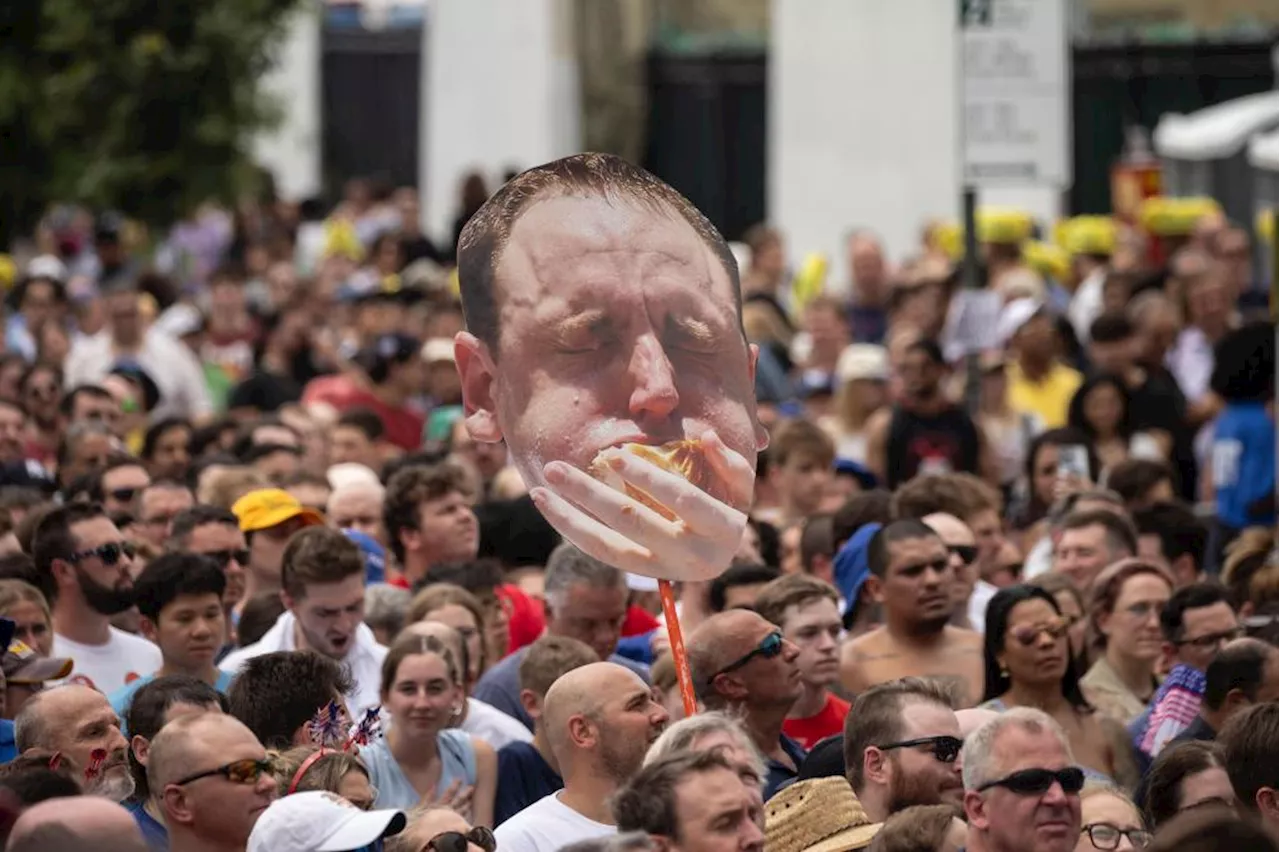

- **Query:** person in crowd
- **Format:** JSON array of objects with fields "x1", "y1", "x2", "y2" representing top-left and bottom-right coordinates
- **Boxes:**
[
  {"x1": 1132, "y1": 502, "x2": 1207, "y2": 587},
  {"x1": 2, "y1": 631, "x2": 73, "y2": 719},
  {"x1": 226, "y1": 649, "x2": 353, "y2": 750},
  {"x1": 134, "y1": 480, "x2": 195, "y2": 549},
  {"x1": 980, "y1": 585, "x2": 1137, "y2": 788},
  {"x1": 960, "y1": 707, "x2": 1083, "y2": 852},
  {"x1": 147, "y1": 712, "x2": 277, "y2": 852},
  {"x1": 1029, "y1": 573, "x2": 1089, "y2": 669},
  {"x1": 865, "y1": 339, "x2": 988, "y2": 489},
  {"x1": 1145, "y1": 804, "x2": 1276, "y2": 852},
  {"x1": 1081, "y1": 560, "x2": 1175, "y2": 724},
  {"x1": 644, "y1": 711, "x2": 767, "y2": 796},
  {"x1": 1051, "y1": 509, "x2": 1138, "y2": 593},
  {"x1": 613, "y1": 750, "x2": 766, "y2": 852},
  {"x1": 1074, "y1": 784, "x2": 1151, "y2": 852},
  {"x1": 753, "y1": 573, "x2": 848, "y2": 748},
  {"x1": 1217, "y1": 700, "x2": 1279, "y2": 830},
  {"x1": 141, "y1": 417, "x2": 194, "y2": 482},
  {"x1": 383, "y1": 462, "x2": 482, "y2": 587},
  {"x1": 32, "y1": 503, "x2": 161, "y2": 692},
  {"x1": 109, "y1": 553, "x2": 232, "y2": 718},
  {"x1": 840, "y1": 519, "x2": 984, "y2": 706},
  {"x1": 866, "y1": 803, "x2": 967, "y2": 852},
  {"x1": 267, "y1": 746, "x2": 376, "y2": 810},
  {"x1": 228, "y1": 487, "x2": 322, "y2": 621},
  {"x1": 495, "y1": 661, "x2": 669, "y2": 852},
  {"x1": 1065, "y1": 374, "x2": 1163, "y2": 474},
  {"x1": 169, "y1": 504, "x2": 250, "y2": 641},
  {"x1": 759, "y1": 418, "x2": 835, "y2": 527},
  {"x1": 708, "y1": 562, "x2": 782, "y2": 614},
  {"x1": 1106, "y1": 459, "x2": 1178, "y2": 513},
  {"x1": 6, "y1": 797, "x2": 147, "y2": 852},
  {"x1": 841, "y1": 677, "x2": 963, "y2": 823},
  {"x1": 406, "y1": 583, "x2": 491, "y2": 686},
  {"x1": 1142, "y1": 741, "x2": 1235, "y2": 829},
  {"x1": 822, "y1": 343, "x2": 889, "y2": 465},
  {"x1": 495, "y1": 634, "x2": 598, "y2": 825},
  {"x1": 220, "y1": 526, "x2": 386, "y2": 716},
  {"x1": 474, "y1": 542, "x2": 647, "y2": 730},
  {"x1": 358, "y1": 632, "x2": 496, "y2": 822},
  {"x1": 687, "y1": 609, "x2": 804, "y2": 798},
  {"x1": 14, "y1": 684, "x2": 134, "y2": 801},
  {"x1": 0, "y1": 578, "x2": 54, "y2": 657},
  {"x1": 1166, "y1": 638, "x2": 1278, "y2": 747},
  {"x1": 923, "y1": 512, "x2": 987, "y2": 632},
  {"x1": 384, "y1": 805, "x2": 493, "y2": 852},
  {"x1": 423, "y1": 557, "x2": 543, "y2": 664},
  {"x1": 123, "y1": 675, "x2": 228, "y2": 848},
  {"x1": 328, "y1": 408, "x2": 388, "y2": 473},
  {"x1": 1014, "y1": 428, "x2": 1101, "y2": 550},
  {"x1": 1001, "y1": 299, "x2": 1084, "y2": 431},
  {"x1": 327, "y1": 479, "x2": 386, "y2": 543}
]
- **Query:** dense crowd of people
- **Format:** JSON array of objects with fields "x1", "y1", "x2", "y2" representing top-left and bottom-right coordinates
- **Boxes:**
[{"x1": 0, "y1": 153, "x2": 1272, "y2": 852}]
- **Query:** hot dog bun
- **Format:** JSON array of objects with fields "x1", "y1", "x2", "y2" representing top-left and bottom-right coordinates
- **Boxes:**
[{"x1": 589, "y1": 439, "x2": 714, "y2": 520}]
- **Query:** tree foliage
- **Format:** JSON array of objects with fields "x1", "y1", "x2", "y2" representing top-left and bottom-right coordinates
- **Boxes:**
[{"x1": 0, "y1": 0, "x2": 303, "y2": 246}]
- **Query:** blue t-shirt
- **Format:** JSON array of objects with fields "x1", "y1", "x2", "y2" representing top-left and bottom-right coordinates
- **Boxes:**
[
  {"x1": 494, "y1": 741, "x2": 563, "y2": 826},
  {"x1": 1213, "y1": 402, "x2": 1277, "y2": 529},
  {"x1": 764, "y1": 736, "x2": 808, "y2": 801},
  {"x1": 109, "y1": 670, "x2": 236, "y2": 732},
  {"x1": 362, "y1": 729, "x2": 477, "y2": 810},
  {"x1": 126, "y1": 800, "x2": 168, "y2": 851},
  {"x1": 0, "y1": 720, "x2": 16, "y2": 764}
]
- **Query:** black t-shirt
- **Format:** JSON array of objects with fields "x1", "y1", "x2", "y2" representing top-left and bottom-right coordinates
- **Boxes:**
[
  {"x1": 494, "y1": 741, "x2": 563, "y2": 826},
  {"x1": 1127, "y1": 367, "x2": 1197, "y2": 499},
  {"x1": 885, "y1": 404, "x2": 981, "y2": 489},
  {"x1": 227, "y1": 370, "x2": 302, "y2": 413}
]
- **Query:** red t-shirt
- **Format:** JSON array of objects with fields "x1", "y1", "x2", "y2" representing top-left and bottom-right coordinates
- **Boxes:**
[
  {"x1": 782, "y1": 692, "x2": 851, "y2": 751},
  {"x1": 388, "y1": 576, "x2": 543, "y2": 658},
  {"x1": 621, "y1": 604, "x2": 660, "y2": 638},
  {"x1": 302, "y1": 375, "x2": 425, "y2": 451}
]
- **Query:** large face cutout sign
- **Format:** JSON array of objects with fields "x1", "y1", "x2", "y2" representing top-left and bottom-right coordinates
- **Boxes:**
[{"x1": 454, "y1": 153, "x2": 768, "y2": 581}]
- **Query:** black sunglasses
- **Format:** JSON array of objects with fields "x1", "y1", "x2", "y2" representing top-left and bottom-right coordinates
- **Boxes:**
[
  {"x1": 203, "y1": 548, "x2": 251, "y2": 569},
  {"x1": 877, "y1": 735, "x2": 963, "y2": 763},
  {"x1": 948, "y1": 544, "x2": 979, "y2": 566},
  {"x1": 173, "y1": 758, "x2": 273, "y2": 787},
  {"x1": 428, "y1": 827, "x2": 496, "y2": 852},
  {"x1": 67, "y1": 541, "x2": 136, "y2": 566},
  {"x1": 977, "y1": 766, "x2": 1085, "y2": 796},
  {"x1": 707, "y1": 631, "x2": 784, "y2": 685},
  {"x1": 1174, "y1": 626, "x2": 1244, "y2": 649},
  {"x1": 108, "y1": 487, "x2": 140, "y2": 504}
]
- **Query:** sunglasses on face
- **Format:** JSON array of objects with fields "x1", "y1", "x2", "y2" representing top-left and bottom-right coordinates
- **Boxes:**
[
  {"x1": 1010, "y1": 618, "x2": 1071, "y2": 647},
  {"x1": 173, "y1": 758, "x2": 273, "y2": 787},
  {"x1": 976, "y1": 766, "x2": 1085, "y2": 796},
  {"x1": 1174, "y1": 626, "x2": 1244, "y2": 649},
  {"x1": 427, "y1": 827, "x2": 497, "y2": 852},
  {"x1": 67, "y1": 541, "x2": 136, "y2": 566},
  {"x1": 1081, "y1": 823, "x2": 1153, "y2": 850},
  {"x1": 203, "y1": 548, "x2": 251, "y2": 569},
  {"x1": 707, "y1": 631, "x2": 784, "y2": 685},
  {"x1": 948, "y1": 544, "x2": 978, "y2": 566},
  {"x1": 876, "y1": 735, "x2": 963, "y2": 763}
]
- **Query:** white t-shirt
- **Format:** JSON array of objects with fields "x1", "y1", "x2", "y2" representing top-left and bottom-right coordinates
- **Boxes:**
[
  {"x1": 54, "y1": 629, "x2": 162, "y2": 695},
  {"x1": 493, "y1": 791, "x2": 614, "y2": 852},
  {"x1": 461, "y1": 697, "x2": 532, "y2": 750}
]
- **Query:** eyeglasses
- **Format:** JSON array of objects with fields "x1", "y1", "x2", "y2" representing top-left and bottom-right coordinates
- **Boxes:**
[
  {"x1": 427, "y1": 827, "x2": 497, "y2": 852},
  {"x1": 1174, "y1": 626, "x2": 1244, "y2": 649},
  {"x1": 1122, "y1": 601, "x2": 1163, "y2": 620},
  {"x1": 202, "y1": 548, "x2": 251, "y2": 568},
  {"x1": 173, "y1": 758, "x2": 273, "y2": 787},
  {"x1": 1010, "y1": 617, "x2": 1071, "y2": 647},
  {"x1": 1081, "y1": 823, "x2": 1153, "y2": 850},
  {"x1": 707, "y1": 631, "x2": 785, "y2": 685},
  {"x1": 67, "y1": 541, "x2": 136, "y2": 566},
  {"x1": 876, "y1": 735, "x2": 963, "y2": 763},
  {"x1": 108, "y1": 487, "x2": 140, "y2": 504},
  {"x1": 976, "y1": 766, "x2": 1085, "y2": 796},
  {"x1": 948, "y1": 544, "x2": 978, "y2": 566}
]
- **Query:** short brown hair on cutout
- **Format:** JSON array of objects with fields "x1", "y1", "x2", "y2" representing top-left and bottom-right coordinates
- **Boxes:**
[
  {"x1": 518, "y1": 634, "x2": 600, "y2": 700},
  {"x1": 768, "y1": 418, "x2": 836, "y2": 469},
  {"x1": 843, "y1": 677, "x2": 956, "y2": 793},
  {"x1": 281, "y1": 526, "x2": 364, "y2": 600},
  {"x1": 890, "y1": 472, "x2": 1001, "y2": 521},
  {"x1": 867, "y1": 804, "x2": 961, "y2": 852},
  {"x1": 457, "y1": 153, "x2": 740, "y2": 358},
  {"x1": 383, "y1": 462, "x2": 473, "y2": 563},
  {"x1": 753, "y1": 574, "x2": 840, "y2": 631}
]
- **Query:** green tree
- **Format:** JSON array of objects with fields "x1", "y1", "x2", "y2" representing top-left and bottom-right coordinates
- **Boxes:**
[{"x1": 0, "y1": 0, "x2": 304, "y2": 248}]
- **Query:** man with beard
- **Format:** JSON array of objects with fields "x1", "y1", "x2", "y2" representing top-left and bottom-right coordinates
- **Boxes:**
[
  {"x1": 961, "y1": 708, "x2": 1083, "y2": 852},
  {"x1": 842, "y1": 677, "x2": 964, "y2": 823},
  {"x1": 687, "y1": 609, "x2": 805, "y2": 798},
  {"x1": 221, "y1": 527, "x2": 386, "y2": 716},
  {"x1": 494, "y1": 661, "x2": 669, "y2": 852},
  {"x1": 839, "y1": 519, "x2": 984, "y2": 707},
  {"x1": 14, "y1": 684, "x2": 136, "y2": 802},
  {"x1": 32, "y1": 503, "x2": 160, "y2": 692}
]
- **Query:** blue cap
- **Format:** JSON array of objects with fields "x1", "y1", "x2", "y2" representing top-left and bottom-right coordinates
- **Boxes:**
[
  {"x1": 833, "y1": 522, "x2": 881, "y2": 617},
  {"x1": 833, "y1": 458, "x2": 878, "y2": 490},
  {"x1": 342, "y1": 529, "x2": 386, "y2": 585}
]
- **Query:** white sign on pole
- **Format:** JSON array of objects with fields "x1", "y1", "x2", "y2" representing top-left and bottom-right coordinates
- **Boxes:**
[{"x1": 961, "y1": 0, "x2": 1070, "y2": 187}]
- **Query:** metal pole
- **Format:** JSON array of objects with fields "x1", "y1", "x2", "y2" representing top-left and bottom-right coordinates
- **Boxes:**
[{"x1": 962, "y1": 186, "x2": 982, "y2": 415}]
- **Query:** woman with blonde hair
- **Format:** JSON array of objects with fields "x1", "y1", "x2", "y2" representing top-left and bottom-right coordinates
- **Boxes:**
[
  {"x1": 821, "y1": 344, "x2": 889, "y2": 465},
  {"x1": 0, "y1": 579, "x2": 54, "y2": 656},
  {"x1": 270, "y1": 745, "x2": 378, "y2": 810}
]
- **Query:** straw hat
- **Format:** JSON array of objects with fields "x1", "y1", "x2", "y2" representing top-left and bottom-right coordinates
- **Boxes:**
[{"x1": 764, "y1": 777, "x2": 882, "y2": 852}]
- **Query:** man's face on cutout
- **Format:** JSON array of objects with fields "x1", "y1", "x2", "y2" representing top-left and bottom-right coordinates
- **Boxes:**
[{"x1": 458, "y1": 193, "x2": 765, "y2": 506}]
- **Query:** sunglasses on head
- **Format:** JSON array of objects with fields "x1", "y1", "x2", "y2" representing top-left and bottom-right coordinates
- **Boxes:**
[
  {"x1": 948, "y1": 544, "x2": 979, "y2": 566},
  {"x1": 427, "y1": 827, "x2": 496, "y2": 852},
  {"x1": 173, "y1": 758, "x2": 273, "y2": 787},
  {"x1": 67, "y1": 541, "x2": 135, "y2": 566},
  {"x1": 707, "y1": 631, "x2": 784, "y2": 685},
  {"x1": 203, "y1": 548, "x2": 251, "y2": 569},
  {"x1": 877, "y1": 735, "x2": 963, "y2": 763},
  {"x1": 977, "y1": 766, "x2": 1085, "y2": 796},
  {"x1": 1010, "y1": 617, "x2": 1071, "y2": 647}
]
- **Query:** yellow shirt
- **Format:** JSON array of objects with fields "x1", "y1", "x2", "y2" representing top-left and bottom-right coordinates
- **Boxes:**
[{"x1": 1006, "y1": 361, "x2": 1082, "y2": 429}]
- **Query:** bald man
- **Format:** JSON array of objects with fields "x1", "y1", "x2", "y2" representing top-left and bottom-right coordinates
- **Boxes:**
[
  {"x1": 326, "y1": 481, "x2": 386, "y2": 543},
  {"x1": 148, "y1": 712, "x2": 277, "y2": 852},
  {"x1": 7, "y1": 797, "x2": 146, "y2": 852},
  {"x1": 494, "y1": 661, "x2": 669, "y2": 852},
  {"x1": 687, "y1": 609, "x2": 804, "y2": 798},
  {"x1": 924, "y1": 512, "x2": 995, "y2": 633},
  {"x1": 13, "y1": 684, "x2": 134, "y2": 802}
]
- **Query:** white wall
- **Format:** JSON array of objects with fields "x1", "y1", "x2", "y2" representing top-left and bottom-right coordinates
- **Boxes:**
[
  {"x1": 770, "y1": 0, "x2": 1062, "y2": 289},
  {"x1": 253, "y1": 0, "x2": 323, "y2": 201},
  {"x1": 421, "y1": 0, "x2": 582, "y2": 245}
]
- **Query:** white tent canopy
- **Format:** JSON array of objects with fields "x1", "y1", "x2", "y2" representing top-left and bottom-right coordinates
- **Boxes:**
[
  {"x1": 1154, "y1": 92, "x2": 1279, "y2": 161},
  {"x1": 1249, "y1": 130, "x2": 1279, "y2": 172}
]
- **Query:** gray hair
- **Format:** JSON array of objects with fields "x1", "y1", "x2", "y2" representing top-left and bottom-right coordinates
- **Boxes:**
[
  {"x1": 644, "y1": 709, "x2": 766, "y2": 788},
  {"x1": 960, "y1": 706, "x2": 1074, "y2": 791},
  {"x1": 543, "y1": 542, "x2": 625, "y2": 610},
  {"x1": 559, "y1": 834, "x2": 656, "y2": 852},
  {"x1": 13, "y1": 691, "x2": 48, "y2": 752},
  {"x1": 364, "y1": 583, "x2": 411, "y2": 637}
]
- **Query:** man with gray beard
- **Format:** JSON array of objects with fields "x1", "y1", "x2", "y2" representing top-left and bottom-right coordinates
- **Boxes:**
[{"x1": 14, "y1": 684, "x2": 136, "y2": 802}]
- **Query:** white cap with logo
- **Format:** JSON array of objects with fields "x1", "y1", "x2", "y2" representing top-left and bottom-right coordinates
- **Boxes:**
[{"x1": 248, "y1": 791, "x2": 407, "y2": 852}]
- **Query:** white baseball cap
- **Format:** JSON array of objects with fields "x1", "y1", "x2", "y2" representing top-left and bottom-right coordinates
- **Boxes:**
[
  {"x1": 247, "y1": 791, "x2": 406, "y2": 852},
  {"x1": 997, "y1": 297, "x2": 1046, "y2": 347}
]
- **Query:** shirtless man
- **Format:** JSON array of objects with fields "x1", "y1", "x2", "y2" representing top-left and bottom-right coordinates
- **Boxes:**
[{"x1": 839, "y1": 519, "x2": 984, "y2": 706}]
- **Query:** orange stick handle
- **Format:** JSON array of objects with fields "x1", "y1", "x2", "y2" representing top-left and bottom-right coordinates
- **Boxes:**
[{"x1": 658, "y1": 578, "x2": 697, "y2": 717}]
